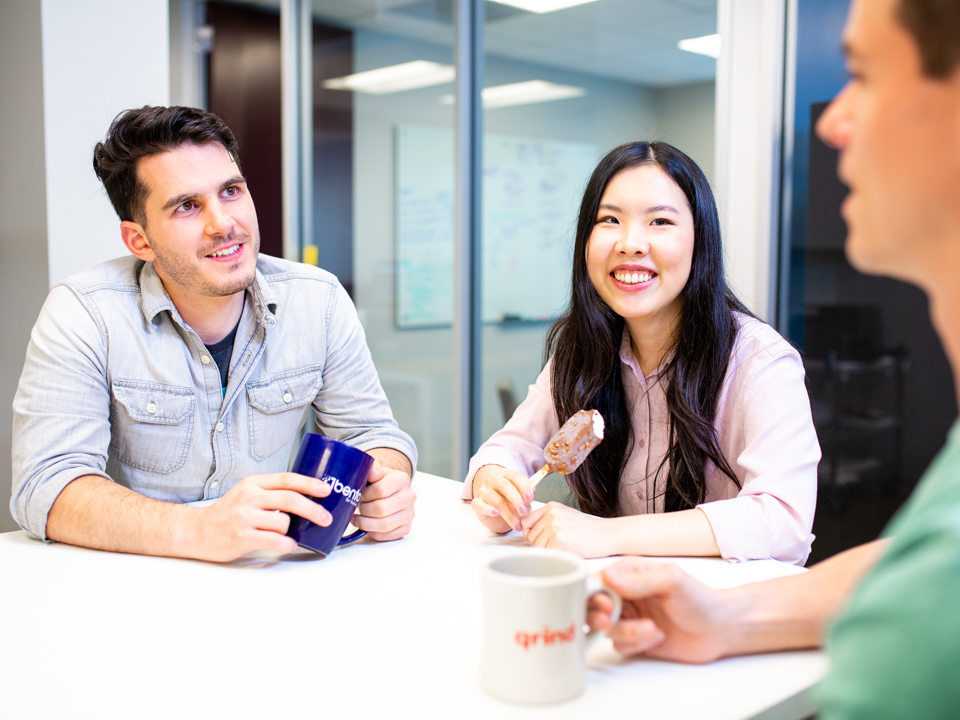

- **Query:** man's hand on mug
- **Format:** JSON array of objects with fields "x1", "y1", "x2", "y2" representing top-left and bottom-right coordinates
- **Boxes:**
[
  {"x1": 191, "y1": 472, "x2": 332, "y2": 562},
  {"x1": 470, "y1": 464, "x2": 534, "y2": 534},
  {"x1": 587, "y1": 557, "x2": 733, "y2": 664},
  {"x1": 351, "y1": 460, "x2": 416, "y2": 541}
]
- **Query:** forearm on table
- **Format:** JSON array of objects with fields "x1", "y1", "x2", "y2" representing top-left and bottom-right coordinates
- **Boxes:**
[
  {"x1": 46, "y1": 475, "x2": 200, "y2": 557},
  {"x1": 717, "y1": 538, "x2": 891, "y2": 656},
  {"x1": 608, "y1": 508, "x2": 721, "y2": 557},
  {"x1": 368, "y1": 447, "x2": 413, "y2": 476}
]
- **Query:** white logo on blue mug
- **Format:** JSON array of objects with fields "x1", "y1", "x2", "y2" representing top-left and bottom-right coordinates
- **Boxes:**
[{"x1": 322, "y1": 474, "x2": 362, "y2": 507}]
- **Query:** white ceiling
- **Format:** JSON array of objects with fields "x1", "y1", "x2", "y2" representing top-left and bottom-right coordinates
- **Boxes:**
[{"x1": 224, "y1": 0, "x2": 717, "y2": 88}]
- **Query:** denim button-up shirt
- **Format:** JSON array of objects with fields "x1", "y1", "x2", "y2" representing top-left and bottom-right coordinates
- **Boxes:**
[{"x1": 11, "y1": 255, "x2": 417, "y2": 540}]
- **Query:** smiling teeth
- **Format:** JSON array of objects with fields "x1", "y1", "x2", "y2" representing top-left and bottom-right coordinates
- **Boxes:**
[
  {"x1": 614, "y1": 271, "x2": 653, "y2": 284},
  {"x1": 210, "y1": 244, "x2": 240, "y2": 258}
]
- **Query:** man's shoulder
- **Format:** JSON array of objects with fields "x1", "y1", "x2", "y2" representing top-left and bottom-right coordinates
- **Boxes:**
[
  {"x1": 256, "y1": 254, "x2": 341, "y2": 291},
  {"x1": 56, "y1": 255, "x2": 144, "y2": 297}
]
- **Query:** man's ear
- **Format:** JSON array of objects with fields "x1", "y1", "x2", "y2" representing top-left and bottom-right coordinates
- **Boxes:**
[{"x1": 120, "y1": 221, "x2": 156, "y2": 262}]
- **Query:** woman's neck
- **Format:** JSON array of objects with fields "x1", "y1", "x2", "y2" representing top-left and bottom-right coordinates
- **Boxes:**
[{"x1": 625, "y1": 308, "x2": 680, "y2": 376}]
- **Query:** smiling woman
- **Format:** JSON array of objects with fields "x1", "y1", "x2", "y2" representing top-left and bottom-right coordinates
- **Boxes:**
[{"x1": 462, "y1": 141, "x2": 821, "y2": 565}]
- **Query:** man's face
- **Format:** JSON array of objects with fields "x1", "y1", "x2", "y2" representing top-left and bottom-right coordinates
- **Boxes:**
[
  {"x1": 816, "y1": 0, "x2": 960, "y2": 287},
  {"x1": 131, "y1": 142, "x2": 260, "y2": 305}
]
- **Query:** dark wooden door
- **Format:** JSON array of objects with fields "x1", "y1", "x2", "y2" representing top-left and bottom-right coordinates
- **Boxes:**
[{"x1": 206, "y1": 1, "x2": 283, "y2": 258}]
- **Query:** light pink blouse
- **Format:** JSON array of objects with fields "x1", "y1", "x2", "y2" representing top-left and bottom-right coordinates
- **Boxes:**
[{"x1": 462, "y1": 315, "x2": 820, "y2": 565}]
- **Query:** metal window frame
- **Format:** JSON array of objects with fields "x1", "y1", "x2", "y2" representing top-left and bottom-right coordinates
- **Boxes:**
[
  {"x1": 281, "y1": 0, "x2": 313, "y2": 263},
  {"x1": 452, "y1": 0, "x2": 484, "y2": 480}
]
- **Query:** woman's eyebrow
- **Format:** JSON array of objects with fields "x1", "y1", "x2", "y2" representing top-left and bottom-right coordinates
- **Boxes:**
[
  {"x1": 598, "y1": 203, "x2": 622, "y2": 212},
  {"x1": 647, "y1": 204, "x2": 680, "y2": 214}
]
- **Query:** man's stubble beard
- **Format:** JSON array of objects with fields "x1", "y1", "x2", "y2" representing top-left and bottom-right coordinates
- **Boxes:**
[{"x1": 148, "y1": 229, "x2": 260, "y2": 298}]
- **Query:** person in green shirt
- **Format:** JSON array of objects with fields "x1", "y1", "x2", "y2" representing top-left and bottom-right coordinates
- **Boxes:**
[{"x1": 586, "y1": 0, "x2": 960, "y2": 716}]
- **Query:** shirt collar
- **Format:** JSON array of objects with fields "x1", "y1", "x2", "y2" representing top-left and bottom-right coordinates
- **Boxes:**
[
  {"x1": 138, "y1": 260, "x2": 279, "y2": 330},
  {"x1": 619, "y1": 326, "x2": 671, "y2": 387}
]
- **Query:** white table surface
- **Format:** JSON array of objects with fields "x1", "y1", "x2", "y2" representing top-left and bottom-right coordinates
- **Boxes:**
[{"x1": 0, "y1": 473, "x2": 827, "y2": 719}]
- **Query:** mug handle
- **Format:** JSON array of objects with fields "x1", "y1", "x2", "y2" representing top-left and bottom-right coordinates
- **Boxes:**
[
  {"x1": 583, "y1": 575, "x2": 623, "y2": 654},
  {"x1": 336, "y1": 517, "x2": 367, "y2": 547}
]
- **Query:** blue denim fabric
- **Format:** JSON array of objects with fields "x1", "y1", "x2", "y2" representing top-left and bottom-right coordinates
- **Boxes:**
[{"x1": 11, "y1": 255, "x2": 417, "y2": 540}]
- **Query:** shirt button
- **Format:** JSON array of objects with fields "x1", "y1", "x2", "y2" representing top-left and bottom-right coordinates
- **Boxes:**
[
  {"x1": 216, "y1": 421, "x2": 225, "y2": 432},
  {"x1": 146, "y1": 402, "x2": 158, "y2": 414},
  {"x1": 210, "y1": 480, "x2": 220, "y2": 490},
  {"x1": 639, "y1": 438, "x2": 646, "y2": 448},
  {"x1": 282, "y1": 392, "x2": 293, "y2": 403},
  {"x1": 201, "y1": 354, "x2": 211, "y2": 365}
]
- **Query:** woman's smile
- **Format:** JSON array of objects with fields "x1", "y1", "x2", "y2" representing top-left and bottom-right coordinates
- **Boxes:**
[{"x1": 611, "y1": 265, "x2": 657, "y2": 288}]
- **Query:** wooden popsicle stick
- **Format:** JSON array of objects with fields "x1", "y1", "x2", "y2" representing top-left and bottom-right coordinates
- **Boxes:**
[{"x1": 528, "y1": 464, "x2": 550, "y2": 490}]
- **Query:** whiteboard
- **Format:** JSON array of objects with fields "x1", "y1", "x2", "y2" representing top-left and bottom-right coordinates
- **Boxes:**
[{"x1": 395, "y1": 124, "x2": 599, "y2": 328}]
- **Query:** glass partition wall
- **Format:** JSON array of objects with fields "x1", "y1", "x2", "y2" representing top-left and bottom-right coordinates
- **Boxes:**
[
  {"x1": 308, "y1": 2, "x2": 457, "y2": 477},
  {"x1": 199, "y1": 0, "x2": 718, "y2": 482}
]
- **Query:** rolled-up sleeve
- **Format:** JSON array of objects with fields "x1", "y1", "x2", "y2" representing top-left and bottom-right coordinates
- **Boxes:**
[
  {"x1": 11, "y1": 285, "x2": 114, "y2": 540},
  {"x1": 312, "y1": 282, "x2": 418, "y2": 470},
  {"x1": 461, "y1": 363, "x2": 559, "y2": 500},
  {"x1": 697, "y1": 345, "x2": 820, "y2": 565}
]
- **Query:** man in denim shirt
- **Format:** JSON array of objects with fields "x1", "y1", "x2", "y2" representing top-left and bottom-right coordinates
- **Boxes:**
[{"x1": 10, "y1": 106, "x2": 418, "y2": 562}]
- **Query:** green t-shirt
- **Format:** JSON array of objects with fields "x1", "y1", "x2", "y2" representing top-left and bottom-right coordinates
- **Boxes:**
[{"x1": 817, "y1": 420, "x2": 960, "y2": 719}]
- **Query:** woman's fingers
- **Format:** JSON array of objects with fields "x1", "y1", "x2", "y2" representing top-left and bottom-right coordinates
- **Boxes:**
[
  {"x1": 477, "y1": 476, "x2": 528, "y2": 530},
  {"x1": 499, "y1": 467, "x2": 535, "y2": 504},
  {"x1": 522, "y1": 507, "x2": 549, "y2": 545},
  {"x1": 470, "y1": 496, "x2": 501, "y2": 517}
]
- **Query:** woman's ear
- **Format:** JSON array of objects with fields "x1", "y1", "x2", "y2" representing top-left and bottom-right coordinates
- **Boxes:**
[{"x1": 120, "y1": 221, "x2": 156, "y2": 262}]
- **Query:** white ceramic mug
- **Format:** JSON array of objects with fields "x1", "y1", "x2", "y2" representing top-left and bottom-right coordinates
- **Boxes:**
[{"x1": 480, "y1": 548, "x2": 622, "y2": 704}]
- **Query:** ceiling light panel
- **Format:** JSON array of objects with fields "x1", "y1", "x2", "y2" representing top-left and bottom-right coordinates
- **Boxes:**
[
  {"x1": 677, "y1": 33, "x2": 721, "y2": 59},
  {"x1": 323, "y1": 60, "x2": 455, "y2": 94},
  {"x1": 440, "y1": 80, "x2": 587, "y2": 108},
  {"x1": 488, "y1": 0, "x2": 601, "y2": 13}
]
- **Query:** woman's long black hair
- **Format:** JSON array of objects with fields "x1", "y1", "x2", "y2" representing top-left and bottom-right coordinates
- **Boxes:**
[{"x1": 545, "y1": 141, "x2": 750, "y2": 516}]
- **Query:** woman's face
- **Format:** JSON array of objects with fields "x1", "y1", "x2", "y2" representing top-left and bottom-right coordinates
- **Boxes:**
[{"x1": 586, "y1": 164, "x2": 695, "y2": 335}]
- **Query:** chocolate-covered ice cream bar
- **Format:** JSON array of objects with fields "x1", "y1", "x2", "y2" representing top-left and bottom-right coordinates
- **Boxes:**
[{"x1": 529, "y1": 409, "x2": 605, "y2": 488}]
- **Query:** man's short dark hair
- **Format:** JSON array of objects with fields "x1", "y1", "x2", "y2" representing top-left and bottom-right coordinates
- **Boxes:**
[
  {"x1": 92, "y1": 106, "x2": 242, "y2": 226},
  {"x1": 898, "y1": 0, "x2": 960, "y2": 78}
]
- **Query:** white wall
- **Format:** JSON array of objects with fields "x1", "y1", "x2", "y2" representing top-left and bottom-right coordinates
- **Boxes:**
[
  {"x1": 714, "y1": 0, "x2": 785, "y2": 320},
  {"x1": 0, "y1": 0, "x2": 170, "y2": 533},
  {"x1": 0, "y1": 1, "x2": 50, "y2": 534},
  {"x1": 41, "y1": 0, "x2": 170, "y2": 286}
]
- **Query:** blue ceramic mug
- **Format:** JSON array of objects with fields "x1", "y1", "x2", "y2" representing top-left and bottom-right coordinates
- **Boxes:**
[{"x1": 286, "y1": 433, "x2": 374, "y2": 556}]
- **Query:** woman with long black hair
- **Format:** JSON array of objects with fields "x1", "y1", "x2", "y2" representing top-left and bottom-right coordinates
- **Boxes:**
[{"x1": 462, "y1": 141, "x2": 819, "y2": 565}]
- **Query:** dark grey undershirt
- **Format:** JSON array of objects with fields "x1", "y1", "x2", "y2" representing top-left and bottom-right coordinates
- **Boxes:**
[{"x1": 204, "y1": 317, "x2": 241, "y2": 394}]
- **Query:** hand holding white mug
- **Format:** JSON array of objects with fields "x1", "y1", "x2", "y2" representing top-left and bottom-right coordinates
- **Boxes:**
[{"x1": 587, "y1": 557, "x2": 730, "y2": 663}]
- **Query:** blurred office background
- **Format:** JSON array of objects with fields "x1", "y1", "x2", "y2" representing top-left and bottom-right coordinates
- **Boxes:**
[{"x1": 1, "y1": 0, "x2": 953, "y2": 563}]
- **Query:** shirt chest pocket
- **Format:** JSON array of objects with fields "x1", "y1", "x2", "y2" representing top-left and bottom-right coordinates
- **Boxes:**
[
  {"x1": 246, "y1": 366, "x2": 323, "y2": 461},
  {"x1": 110, "y1": 381, "x2": 197, "y2": 475}
]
